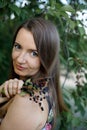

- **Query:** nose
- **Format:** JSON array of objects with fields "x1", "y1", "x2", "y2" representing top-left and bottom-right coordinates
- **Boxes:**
[{"x1": 17, "y1": 52, "x2": 28, "y2": 63}]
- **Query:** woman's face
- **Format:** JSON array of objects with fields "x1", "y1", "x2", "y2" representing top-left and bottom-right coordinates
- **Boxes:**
[{"x1": 12, "y1": 28, "x2": 40, "y2": 80}]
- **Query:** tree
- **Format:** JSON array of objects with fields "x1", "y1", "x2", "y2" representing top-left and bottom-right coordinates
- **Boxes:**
[{"x1": 0, "y1": 0, "x2": 87, "y2": 129}]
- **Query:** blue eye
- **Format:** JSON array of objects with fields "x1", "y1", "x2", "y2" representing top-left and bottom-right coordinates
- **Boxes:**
[
  {"x1": 31, "y1": 51, "x2": 38, "y2": 57},
  {"x1": 13, "y1": 43, "x2": 21, "y2": 50}
]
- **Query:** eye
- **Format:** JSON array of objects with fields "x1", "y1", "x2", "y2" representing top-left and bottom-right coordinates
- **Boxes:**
[
  {"x1": 13, "y1": 42, "x2": 21, "y2": 50},
  {"x1": 31, "y1": 51, "x2": 38, "y2": 57}
]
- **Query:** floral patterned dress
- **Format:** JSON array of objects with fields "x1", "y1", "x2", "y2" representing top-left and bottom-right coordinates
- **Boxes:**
[{"x1": 42, "y1": 109, "x2": 54, "y2": 130}]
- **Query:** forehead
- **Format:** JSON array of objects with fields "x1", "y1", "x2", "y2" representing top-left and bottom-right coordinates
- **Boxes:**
[{"x1": 15, "y1": 28, "x2": 37, "y2": 50}]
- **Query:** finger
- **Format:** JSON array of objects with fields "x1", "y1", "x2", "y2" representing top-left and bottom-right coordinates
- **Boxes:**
[
  {"x1": 8, "y1": 80, "x2": 13, "y2": 97},
  {"x1": 4, "y1": 81, "x2": 10, "y2": 98},
  {"x1": 17, "y1": 80, "x2": 24, "y2": 93},
  {"x1": 12, "y1": 85, "x2": 18, "y2": 95},
  {"x1": 12, "y1": 79, "x2": 18, "y2": 95}
]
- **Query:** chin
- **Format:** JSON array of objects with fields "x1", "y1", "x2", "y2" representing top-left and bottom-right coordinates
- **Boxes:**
[{"x1": 14, "y1": 70, "x2": 25, "y2": 77}]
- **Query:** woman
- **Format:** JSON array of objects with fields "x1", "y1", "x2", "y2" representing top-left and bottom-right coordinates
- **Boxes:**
[{"x1": 0, "y1": 17, "x2": 67, "y2": 130}]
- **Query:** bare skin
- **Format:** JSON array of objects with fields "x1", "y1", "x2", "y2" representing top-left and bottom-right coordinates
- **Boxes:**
[
  {"x1": 0, "y1": 95, "x2": 49, "y2": 130},
  {"x1": 0, "y1": 28, "x2": 49, "y2": 130}
]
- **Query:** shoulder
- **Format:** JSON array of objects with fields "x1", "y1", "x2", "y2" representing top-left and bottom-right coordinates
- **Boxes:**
[{"x1": 1, "y1": 94, "x2": 49, "y2": 130}]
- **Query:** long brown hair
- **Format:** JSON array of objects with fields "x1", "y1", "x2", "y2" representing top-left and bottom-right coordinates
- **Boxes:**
[{"x1": 10, "y1": 17, "x2": 67, "y2": 128}]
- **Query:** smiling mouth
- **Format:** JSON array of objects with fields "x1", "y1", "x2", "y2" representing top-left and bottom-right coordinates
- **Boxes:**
[{"x1": 16, "y1": 64, "x2": 26, "y2": 71}]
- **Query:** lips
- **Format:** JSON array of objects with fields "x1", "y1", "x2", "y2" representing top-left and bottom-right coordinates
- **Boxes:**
[{"x1": 16, "y1": 64, "x2": 26, "y2": 71}]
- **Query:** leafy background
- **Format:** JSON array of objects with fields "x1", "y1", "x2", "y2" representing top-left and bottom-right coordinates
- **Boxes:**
[{"x1": 0, "y1": 0, "x2": 87, "y2": 129}]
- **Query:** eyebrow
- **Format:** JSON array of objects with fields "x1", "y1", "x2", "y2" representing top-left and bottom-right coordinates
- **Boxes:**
[
  {"x1": 14, "y1": 42, "x2": 38, "y2": 52},
  {"x1": 14, "y1": 42, "x2": 21, "y2": 45}
]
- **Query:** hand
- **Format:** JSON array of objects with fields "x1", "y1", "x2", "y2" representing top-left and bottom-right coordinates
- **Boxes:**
[{"x1": 0, "y1": 78, "x2": 24, "y2": 98}]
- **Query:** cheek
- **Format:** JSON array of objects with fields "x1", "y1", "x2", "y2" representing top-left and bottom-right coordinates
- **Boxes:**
[
  {"x1": 28, "y1": 59, "x2": 41, "y2": 69},
  {"x1": 35, "y1": 60, "x2": 41, "y2": 68},
  {"x1": 12, "y1": 51, "x2": 18, "y2": 60}
]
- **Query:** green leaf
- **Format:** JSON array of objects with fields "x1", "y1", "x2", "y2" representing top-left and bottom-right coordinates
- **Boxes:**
[
  {"x1": 78, "y1": 26, "x2": 85, "y2": 36},
  {"x1": 72, "y1": 117, "x2": 81, "y2": 127},
  {"x1": 8, "y1": 4, "x2": 21, "y2": 16},
  {"x1": 67, "y1": 112, "x2": 73, "y2": 123},
  {"x1": 0, "y1": 1, "x2": 7, "y2": 8},
  {"x1": 60, "y1": 5, "x2": 75, "y2": 13},
  {"x1": 68, "y1": 57, "x2": 74, "y2": 66},
  {"x1": 60, "y1": 11, "x2": 70, "y2": 20},
  {"x1": 69, "y1": 19, "x2": 76, "y2": 29},
  {"x1": 69, "y1": 47, "x2": 76, "y2": 54}
]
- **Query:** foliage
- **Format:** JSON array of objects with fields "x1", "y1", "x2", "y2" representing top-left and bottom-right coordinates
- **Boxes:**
[
  {"x1": 0, "y1": 0, "x2": 87, "y2": 129},
  {"x1": 61, "y1": 67, "x2": 87, "y2": 130}
]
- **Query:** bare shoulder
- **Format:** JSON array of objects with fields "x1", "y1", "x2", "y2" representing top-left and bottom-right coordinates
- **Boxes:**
[{"x1": 0, "y1": 94, "x2": 49, "y2": 130}]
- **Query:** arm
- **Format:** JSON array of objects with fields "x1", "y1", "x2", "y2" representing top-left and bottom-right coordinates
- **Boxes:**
[
  {"x1": 0, "y1": 79, "x2": 23, "y2": 119},
  {"x1": 0, "y1": 94, "x2": 49, "y2": 130},
  {"x1": 0, "y1": 78, "x2": 24, "y2": 118},
  {"x1": 0, "y1": 79, "x2": 24, "y2": 125}
]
